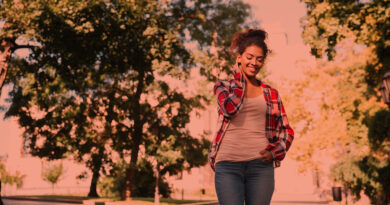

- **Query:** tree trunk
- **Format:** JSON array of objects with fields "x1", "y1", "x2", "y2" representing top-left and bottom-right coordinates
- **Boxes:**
[
  {"x1": 121, "y1": 126, "x2": 143, "y2": 201},
  {"x1": 88, "y1": 148, "x2": 103, "y2": 198},
  {"x1": 375, "y1": 193, "x2": 388, "y2": 205},
  {"x1": 121, "y1": 143, "x2": 140, "y2": 201},
  {"x1": 122, "y1": 164, "x2": 134, "y2": 200},
  {"x1": 88, "y1": 169, "x2": 100, "y2": 197},
  {"x1": 154, "y1": 162, "x2": 160, "y2": 205},
  {"x1": 344, "y1": 188, "x2": 348, "y2": 205},
  {"x1": 121, "y1": 70, "x2": 145, "y2": 201},
  {"x1": 0, "y1": 38, "x2": 15, "y2": 98},
  {"x1": 0, "y1": 180, "x2": 3, "y2": 205}
]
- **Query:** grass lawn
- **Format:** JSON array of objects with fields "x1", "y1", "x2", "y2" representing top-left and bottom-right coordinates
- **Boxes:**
[
  {"x1": 19, "y1": 195, "x2": 93, "y2": 200},
  {"x1": 133, "y1": 197, "x2": 213, "y2": 204},
  {"x1": 14, "y1": 195, "x2": 215, "y2": 204}
]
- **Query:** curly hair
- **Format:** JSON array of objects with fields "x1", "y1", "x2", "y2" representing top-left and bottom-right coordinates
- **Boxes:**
[{"x1": 230, "y1": 29, "x2": 269, "y2": 59}]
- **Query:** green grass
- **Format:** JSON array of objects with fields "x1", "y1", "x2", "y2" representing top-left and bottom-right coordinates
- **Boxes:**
[
  {"x1": 133, "y1": 197, "x2": 213, "y2": 204},
  {"x1": 18, "y1": 195, "x2": 92, "y2": 200},
  {"x1": 14, "y1": 195, "x2": 214, "y2": 204},
  {"x1": 15, "y1": 195, "x2": 118, "y2": 202}
]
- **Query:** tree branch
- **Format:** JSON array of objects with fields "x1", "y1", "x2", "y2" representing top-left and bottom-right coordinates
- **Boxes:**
[{"x1": 14, "y1": 44, "x2": 37, "y2": 50}]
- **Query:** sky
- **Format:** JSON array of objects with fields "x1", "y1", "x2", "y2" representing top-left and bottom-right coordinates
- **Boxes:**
[
  {"x1": 244, "y1": 0, "x2": 316, "y2": 86},
  {"x1": 247, "y1": 0, "x2": 306, "y2": 45}
]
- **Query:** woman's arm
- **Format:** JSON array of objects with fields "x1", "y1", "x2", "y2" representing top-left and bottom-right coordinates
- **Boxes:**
[
  {"x1": 214, "y1": 73, "x2": 245, "y2": 118},
  {"x1": 265, "y1": 92, "x2": 294, "y2": 167}
]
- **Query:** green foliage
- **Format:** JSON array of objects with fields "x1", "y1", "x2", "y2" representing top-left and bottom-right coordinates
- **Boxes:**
[
  {"x1": 301, "y1": 1, "x2": 390, "y2": 203},
  {"x1": 328, "y1": 87, "x2": 390, "y2": 205},
  {"x1": 368, "y1": 109, "x2": 390, "y2": 153},
  {"x1": 98, "y1": 159, "x2": 171, "y2": 198},
  {"x1": 145, "y1": 130, "x2": 211, "y2": 176},
  {"x1": 0, "y1": 162, "x2": 25, "y2": 188},
  {"x1": 287, "y1": 39, "x2": 390, "y2": 204},
  {"x1": 1, "y1": 0, "x2": 252, "y2": 198},
  {"x1": 331, "y1": 152, "x2": 390, "y2": 204},
  {"x1": 287, "y1": 41, "x2": 381, "y2": 173},
  {"x1": 41, "y1": 162, "x2": 63, "y2": 187},
  {"x1": 301, "y1": 0, "x2": 390, "y2": 88},
  {"x1": 359, "y1": 155, "x2": 390, "y2": 204},
  {"x1": 330, "y1": 154, "x2": 372, "y2": 201},
  {"x1": 365, "y1": 109, "x2": 390, "y2": 202}
]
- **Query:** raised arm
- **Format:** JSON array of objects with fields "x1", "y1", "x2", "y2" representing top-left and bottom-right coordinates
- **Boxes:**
[{"x1": 214, "y1": 72, "x2": 245, "y2": 118}]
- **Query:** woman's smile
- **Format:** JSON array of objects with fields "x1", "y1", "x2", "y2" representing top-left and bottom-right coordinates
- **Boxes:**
[{"x1": 237, "y1": 45, "x2": 265, "y2": 79}]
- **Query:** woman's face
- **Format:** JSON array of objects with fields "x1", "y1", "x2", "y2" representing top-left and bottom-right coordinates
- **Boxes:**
[{"x1": 237, "y1": 45, "x2": 265, "y2": 79}]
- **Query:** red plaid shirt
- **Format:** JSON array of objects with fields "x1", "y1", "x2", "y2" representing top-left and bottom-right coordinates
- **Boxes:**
[{"x1": 208, "y1": 68, "x2": 294, "y2": 171}]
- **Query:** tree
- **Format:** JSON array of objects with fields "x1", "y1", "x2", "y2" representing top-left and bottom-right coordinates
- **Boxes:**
[
  {"x1": 41, "y1": 161, "x2": 63, "y2": 193},
  {"x1": 363, "y1": 109, "x2": 390, "y2": 204},
  {"x1": 145, "y1": 130, "x2": 210, "y2": 204},
  {"x1": 287, "y1": 41, "x2": 378, "y2": 170},
  {"x1": 0, "y1": 162, "x2": 25, "y2": 205},
  {"x1": 285, "y1": 41, "x2": 385, "y2": 199},
  {"x1": 98, "y1": 159, "x2": 171, "y2": 198},
  {"x1": 0, "y1": 0, "x2": 112, "y2": 197},
  {"x1": 330, "y1": 109, "x2": 390, "y2": 205},
  {"x1": 300, "y1": 1, "x2": 390, "y2": 203},
  {"x1": 300, "y1": 0, "x2": 390, "y2": 89},
  {"x1": 0, "y1": 0, "x2": 47, "y2": 97},
  {"x1": 2, "y1": 0, "x2": 116, "y2": 197},
  {"x1": 1, "y1": 0, "x2": 253, "y2": 201},
  {"x1": 330, "y1": 154, "x2": 371, "y2": 203}
]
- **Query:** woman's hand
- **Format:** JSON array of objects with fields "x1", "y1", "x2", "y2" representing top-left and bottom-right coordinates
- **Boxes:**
[{"x1": 259, "y1": 149, "x2": 273, "y2": 163}]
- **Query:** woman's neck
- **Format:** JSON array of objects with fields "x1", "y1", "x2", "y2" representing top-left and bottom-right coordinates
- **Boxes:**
[{"x1": 243, "y1": 73, "x2": 260, "y2": 87}]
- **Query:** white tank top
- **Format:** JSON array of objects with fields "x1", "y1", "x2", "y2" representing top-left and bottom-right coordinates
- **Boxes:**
[{"x1": 215, "y1": 94, "x2": 269, "y2": 162}]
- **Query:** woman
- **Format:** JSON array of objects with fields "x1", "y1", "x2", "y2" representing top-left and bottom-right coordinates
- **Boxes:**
[{"x1": 208, "y1": 29, "x2": 294, "y2": 205}]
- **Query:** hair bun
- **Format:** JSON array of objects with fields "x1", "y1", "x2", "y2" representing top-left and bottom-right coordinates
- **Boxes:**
[
  {"x1": 230, "y1": 28, "x2": 269, "y2": 58},
  {"x1": 246, "y1": 29, "x2": 266, "y2": 41}
]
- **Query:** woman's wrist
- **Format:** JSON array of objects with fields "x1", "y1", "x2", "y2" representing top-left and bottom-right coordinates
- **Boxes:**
[{"x1": 269, "y1": 150, "x2": 275, "y2": 161}]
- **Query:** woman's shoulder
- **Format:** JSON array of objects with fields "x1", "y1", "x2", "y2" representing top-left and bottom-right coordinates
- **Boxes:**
[
  {"x1": 214, "y1": 77, "x2": 239, "y2": 88},
  {"x1": 214, "y1": 80, "x2": 230, "y2": 88},
  {"x1": 261, "y1": 82, "x2": 278, "y2": 92},
  {"x1": 261, "y1": 82, "x2": 280, "y2": 99}
]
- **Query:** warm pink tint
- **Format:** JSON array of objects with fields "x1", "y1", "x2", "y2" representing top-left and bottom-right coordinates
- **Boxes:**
[{"x1": 0, "y1": 1, "x2": 372, "y2": 204}]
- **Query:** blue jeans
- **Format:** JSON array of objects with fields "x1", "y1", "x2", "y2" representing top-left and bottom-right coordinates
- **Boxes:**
[{"x1": 215, "y1": 158, "x2": 274, "y2": 205}]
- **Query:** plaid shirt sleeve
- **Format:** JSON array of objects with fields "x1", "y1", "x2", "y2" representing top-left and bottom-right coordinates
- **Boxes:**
[
  {"x1": 265, "y1": 91, "x2": 294, "y2": 166},
  {"x1": 213, "y1": 73, "x2": 245, "y2": 118}
]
